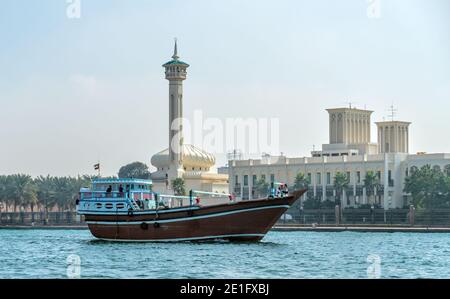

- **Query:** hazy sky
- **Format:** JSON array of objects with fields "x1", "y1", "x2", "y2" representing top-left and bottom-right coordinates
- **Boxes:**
[{"x1": 1, "y1": 0, "x2": 449, "y2": 177}]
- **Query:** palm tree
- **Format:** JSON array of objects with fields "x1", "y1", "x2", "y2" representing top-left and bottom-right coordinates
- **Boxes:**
[
  {"x1": 0, "y1": 176, "x2": 8, "y2": 210},
  {"x1": 364, "y1": 171, "x2": 380, "y2": 205},
  {"x1": 35, "y1": 175, "x2": 57, "y2": 221},
  {"x1": 172, "y1": 178, "x2": 186, "y2": 196},
  {"x1": 0, "y1": 175, "x2": 12, "y2": 213},
  {"x1": 53, "y1": 176, "x2": 80, "y2": 212},
  {"x1": 334, "y1": 172, "x2": 349, "y2": 206},
  {"x1": 444, "y1": 164, "x2": 450, "y2": 177},
  {"x1": 294, "y1": 173, "x2": 309, "y2": 190},
  {"x1": 22, "y1": 183, "x2": 38, "y2": 222},
  {"x1": 9, "y1": 174, "x2": 36, "y2": 212}
]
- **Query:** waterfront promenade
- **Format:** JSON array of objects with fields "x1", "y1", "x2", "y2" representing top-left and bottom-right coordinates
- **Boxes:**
[
  {"x1": 3, "y1": 209, "x2": 450, "y2": 232},
  {"x1": 2, "y1": 223, "x2": 450, "y2": 233},
  {"x1": 272, "y1": 224, "x2": 450, "y2": 233}
]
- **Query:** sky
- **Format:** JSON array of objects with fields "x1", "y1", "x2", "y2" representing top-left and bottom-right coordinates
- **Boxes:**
[{"x1": 0, "y1": 0, "x2": 449, "y2": 177}]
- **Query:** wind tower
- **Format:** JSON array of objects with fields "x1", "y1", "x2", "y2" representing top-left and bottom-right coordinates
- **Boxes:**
[
  {"x1": 376, "y1": 105, "x2": 411, "y2": 153},
  {"x1": 163, "y1": 39, "x2": 190, "y2": 178}
]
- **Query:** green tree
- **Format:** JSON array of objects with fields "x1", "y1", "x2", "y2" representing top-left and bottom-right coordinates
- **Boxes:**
[
  {"x1": 172, "y1": 178, "x2": 186, "y2": 196},
  {"x1": 302, "y1": 197, "x2": 320, "y2": 209},
  {"x1": 404, "y1": 164, "x2": 450, "y2": 209},
  {"x1": 334, "y1": 172, "x2": 349, "y2": 206},
  {"x1": 444, "y1": 164, "x2": 450, "y2": 177},
  {"x1": 118, "y1": 162, "x2": 151, "y2": 179},
  {"x1": 0, "y1": 175, "x2": 13, "y2": 212},
  {"x1": 364, "y1": 171, "x2": 380, "y2": 205},
  {"x1": 9, "y1": 174, "x2": 36, "y2": 212},
  {"x1": 293, "y1": 173, "x2": 309, "y2": 190},
  {"x1": 34, "y1": 175, "x2": 57, "y2": 219}
]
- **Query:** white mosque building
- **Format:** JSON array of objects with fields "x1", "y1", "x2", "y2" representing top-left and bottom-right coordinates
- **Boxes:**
[
  {"x1": 228, "y1": 107, "x2": 450, "y2": 209},
  {"x1": 149, "y1": 41, "x2": 450, "y2": 208},
  {"x1": 150, "y1": 41, "x2": 229, "y2": 193}
]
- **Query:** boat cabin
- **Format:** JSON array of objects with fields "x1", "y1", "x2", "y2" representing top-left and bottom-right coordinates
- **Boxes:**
[{"x1": 78, "y1": 178, "x2": 157, "y2": 213}]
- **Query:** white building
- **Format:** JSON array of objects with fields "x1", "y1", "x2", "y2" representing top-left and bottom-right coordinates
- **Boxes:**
[{"x1": 228, "y1": 107, "x2": 450, "y2": 209}]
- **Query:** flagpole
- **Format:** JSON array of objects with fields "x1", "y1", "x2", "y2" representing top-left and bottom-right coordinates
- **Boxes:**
[{"x1": 94, "y1": 162, "x2": 101, "y2": 178}]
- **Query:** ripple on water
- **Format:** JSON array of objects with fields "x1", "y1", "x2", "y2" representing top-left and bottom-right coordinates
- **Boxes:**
[{"x1": 1, "y1": 229, "x2": 450, "y2": 278}]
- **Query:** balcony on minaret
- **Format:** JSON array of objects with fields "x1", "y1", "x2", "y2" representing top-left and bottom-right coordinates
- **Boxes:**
[
  {"x1": 164, "y1": 64, "x2": 188, "y2": 80},
  {"x1": 163, "y1": 40, "x2": 190, "y2": 81}
]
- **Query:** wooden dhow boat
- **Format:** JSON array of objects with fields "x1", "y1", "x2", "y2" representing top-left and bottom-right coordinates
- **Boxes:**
[{"x1": 77, "y1": 178, "x2": 306, "y2": 242}]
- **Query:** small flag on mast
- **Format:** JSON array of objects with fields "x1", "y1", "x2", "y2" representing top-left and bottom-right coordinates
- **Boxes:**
[{"x1": 94, "y1": 163, "x2": 100, "y2": 170}]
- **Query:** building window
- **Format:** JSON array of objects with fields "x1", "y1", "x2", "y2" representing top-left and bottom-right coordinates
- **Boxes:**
[
  {"x1": 356, "y1": 171, "x2": 361, "y2": 184},
  {"x1": 346, "y1": 172, "x2": 351, "y2": 183},
  {"x1": 326, "y1": 172, "x2": 331, "y2": 185},
  {"x1": 244, "y1": 175, "x2": 248, "y2": 186},
  {"x1": 316, "y1": 173, "x2": 321, "y2": 185},
  {"x1": 270, "y1": 174, "x2": 275, "y2": 183},
  {"x1": 307, "y1": 173, "x2": 312, "y2": 185},
  {"x1": 252, "y1": 175, "x2": 257, "y2": 186},
  {"x1": 388, "y1": 170, "x2": 394, "y2": 187},
  {"x1": 235, "y1": 175, "x2": 239, "y2": 186},
  {"x1": 377, "y1": 171, "x2": 381, "y2": 181},
  {"x1": 261, "y1": 174, "x2": 266, "y2": 181}
]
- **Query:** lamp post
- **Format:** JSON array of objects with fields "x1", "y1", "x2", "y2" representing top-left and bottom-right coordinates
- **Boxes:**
[{"x1": 299, "y1": 204, "x2": 304, "y2": 225}]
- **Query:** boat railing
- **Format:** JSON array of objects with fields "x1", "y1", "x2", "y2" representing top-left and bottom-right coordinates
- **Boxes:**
[
  {"x1": 188, "y1": 190, "x2": 234, "y2": 206},
  {"x1": 158, "y1": 194, "x2": 191, "y2": 208},
  {"x1": 80, "y1": 190, "x2": 152, "y2": 200},
  {"x1": 80, "y1": 189, "x2": 235, "y2": 211}
]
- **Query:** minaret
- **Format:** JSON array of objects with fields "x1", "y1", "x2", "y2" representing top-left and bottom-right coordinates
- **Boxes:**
[{"x1": 163, "y1": 39, "x2": 190, "y2": 178}]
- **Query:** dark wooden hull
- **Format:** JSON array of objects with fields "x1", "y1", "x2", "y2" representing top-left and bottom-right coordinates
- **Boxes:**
[{"x1": 84, "y1": 190, "x2": 305, "y2": 242}]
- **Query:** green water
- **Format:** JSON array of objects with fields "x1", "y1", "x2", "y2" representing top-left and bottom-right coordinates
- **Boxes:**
[{"x1": 0, "y1": 229, "x2": 449, "y2": 278}]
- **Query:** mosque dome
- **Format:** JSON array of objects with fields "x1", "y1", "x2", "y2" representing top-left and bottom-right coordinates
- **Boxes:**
[{"x1": 151, "y1": 144, "x2": 216, "y2": 169}]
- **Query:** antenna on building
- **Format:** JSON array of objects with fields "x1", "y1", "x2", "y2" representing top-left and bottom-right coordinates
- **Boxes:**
[
  {"x1": 344, "y1": 101, "x2": 357, "y2": 109},
  {"x1": 387, "y1": 104, "x2": 398, "y2": 121},
  {"x1": 227, "y1": 149, "x2": 242, "y2": 161}
]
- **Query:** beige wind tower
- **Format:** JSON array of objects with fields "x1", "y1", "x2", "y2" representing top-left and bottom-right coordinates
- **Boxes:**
[
  {"x1": 327, "y1": 107, "x2": 373, "y2": 145},
  {"x1": 376, "y1": 121, "x2": 411, "y2": 153}
]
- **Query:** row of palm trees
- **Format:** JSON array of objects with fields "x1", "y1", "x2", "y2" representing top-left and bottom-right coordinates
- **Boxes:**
[
  {"x1": 0, "y1": 170, "x2": 384, "y2": 213},
  {"x1": 0, "y1": 175, "x2": 95, "y2": 213},
  {"x1": 292, "y1": 171, "x2": 382, "y2": 207}
]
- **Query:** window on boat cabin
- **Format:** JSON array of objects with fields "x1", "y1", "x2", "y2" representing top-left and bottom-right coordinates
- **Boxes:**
[{"x1": 244, "y1": 175, "x2": 248, "y2": 186}]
